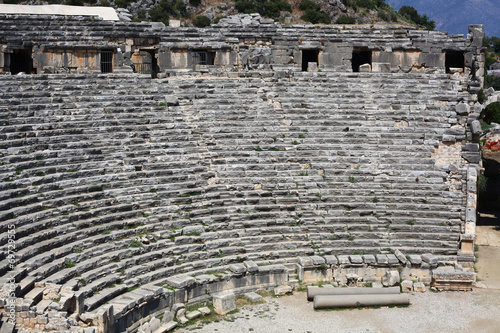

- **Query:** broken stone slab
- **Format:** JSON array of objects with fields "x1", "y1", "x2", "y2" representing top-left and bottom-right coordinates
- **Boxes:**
[
  {"x1": 213, "y1": 291, "x2": 236, "y2": 315},
  {"x1": 310, "y1": 255, "x2": 326, "y2": 266},
  {"x1": 408, "y1": 255, "x2": 422, "y2": 266},
  {"x1": 176, "y1": 308, "x2": 188, "y2": 324},
  {"x1": 382, "y1": 271, "x2": 400, "y2": 287},
  {"x1": 149, "y1": 317, "x2": 161, "y2": 332},
  {"x1": 413, "y1": 282, "x2": 426, "y2": 292},
  {"x1": 432, "y1": 267, "x2": 476, "y2": 291},
  {"x1": 161, "y1": 308, "x2": 173, "y2": 324},
  {"x1": 274, "y1": 285, "x2": 293, "y2": 296},
  {"x1": 421, "y1": 253, "x2": 438, "y2": 266},
  {"x1": 394, "y1": 250, "x2": 407, "y2": 264},
  {"x1": 228, "y1": 264, "x2": 246, "y2": 275},
  {"x1": 359, "y1": 63, "x2": 372, "y2": 72},
  {"x1": 171, "y1": 303, "x2": 185, "y2": 318},
  {"x1": 243, "y1": 260, "x2": 259, "y2": 273},
  {"x1": 456, "y1": 102, "x2": 470, "y2": 115},
  {"x1": 164, "y1": 275, "x2": 195, "y2": 289},
  {"x1": 323, "y1": 255, "x2": 338, "y2": 265},
  {"x1": 401, "y1": 280, "x2": 413, "y2": 293},
  {"x1": 185, "y1": 310, "x2": 201, "y2": 320},
  {"x1": 198, "y1": 306, "x2": 211, "y2": 315},
  {"x1": 155, "y1": 321, "x2": 177, "y2": 333},
  {"x1": 244, "y1": 292, "x2": 263, "y2": 302},
  {"x1": 298, "y1": 257, "x2": 314, "y2": 267}
]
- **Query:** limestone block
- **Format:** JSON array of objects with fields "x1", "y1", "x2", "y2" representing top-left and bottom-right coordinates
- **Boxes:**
[
  {"x1": 421, "y1": 253, "x2": 438, "y2": 266},
  {"x1": 243, "y1": 261, "x2": 259, "y2": 273},
  {"x1": 372, "y1": 62, "x2": 391, "y2": 72},
  {"x1": 408, "y1": 255, "x2": 422, "y2": 266},
  {"x1": 349, "y1": 255, "x2": 363, "y2": 264},
  {"x1": 165, "y1": 275, "x2": 195, "y2": 289},
  {"x1": 394, "y1": 250, "x2": 407, "y2": 265},
  {"x1": 299, "y1": 257, "x2": 314, "y2": 267},
  {"x1": 185, "y1": 310, "x2": 201, "y2": 320},
  {"x1": 456, "y1": 103, "x2": 470, "y2": 115},
  {"x1": 213, "y1": 291, "x2": 236, "y2": 315},
  {"x1": 382, "y1": 271, "x2": 400, "y2": 287},
  {"x1": 310, "y1": 255, "x2": 326, "y2": 266},
  {"x1": 171, "y1": 303, "x2": 185, "y2": 318},
  {"x1": 244, "y1": 292, "x2": 263, "y2": 303},
  {"x1": 471, "y1": 120, "x2": 481, "y2": 135},
  {"x1": 165, "y1": 95, "x2": 179, "y2": 106},
  {"x1": 169, "y1": 20, "x2": 180, "y2": 27},
  {"x1": 161, "y1": 309, "x2": 173, "y2": 324},
  {"x1": 307, "y1": 62, "x2": 318, "y2": 72},
  {"x1": 376, "y1": 254, "x2": 389, "y2": 265},
  {"x1": 324, "y1": 255, "x2": 338, "y2": 265},
  {"x1": 363, "y1": 255, "x2": 376, "y2": 265},
  {"x1": 274, "y1": 285, "x2": 293, "y2": 296},
  {"x1": 359, "y1": 63, "x2": 371, "y2": 72},
  {"x1": 401, "y1": 280, "x2": 413, "y2": 293},
  {"x1": 413, "y1": 282, "x2": 426, "y2": 292},
  {"x1": 176, "y1": 308, "x2": 188, "y2": 324},
  {"x1": 198, "y1": 307, "x2": 211, "y2": 315},
  {"x1": 338, "y1": 255, "x2": 350, "y2": 265},
  {"x1": 228, "y1": 264, "x2": 246, "y2": 275}
]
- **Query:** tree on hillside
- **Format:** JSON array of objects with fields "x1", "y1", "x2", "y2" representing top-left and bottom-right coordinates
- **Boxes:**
[{"x1": 398, "y1": 5, "x2": 435, "y2": 30}]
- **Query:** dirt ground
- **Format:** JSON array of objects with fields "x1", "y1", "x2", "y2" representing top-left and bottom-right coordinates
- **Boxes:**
[{"x1": 176, "y1": 221, "x2": 500, "y2": 333}]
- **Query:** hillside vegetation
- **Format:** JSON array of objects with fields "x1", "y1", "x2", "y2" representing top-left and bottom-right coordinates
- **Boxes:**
[{"x1": 1, "y1": 0, "x2": 435, "y2": 29}]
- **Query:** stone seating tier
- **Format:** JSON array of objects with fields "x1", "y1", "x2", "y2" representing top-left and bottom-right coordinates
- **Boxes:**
[{"x1": 0, "y1": 72, "x2": 472, "y2": 333}]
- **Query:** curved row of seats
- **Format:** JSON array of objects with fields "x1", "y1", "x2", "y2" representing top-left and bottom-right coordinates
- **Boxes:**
[{"x1": 0, "y1": 72, "x2": 469, "y2": 318}]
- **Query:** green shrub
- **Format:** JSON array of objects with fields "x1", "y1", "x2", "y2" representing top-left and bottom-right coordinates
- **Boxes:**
[
  {"x1": 114, "y1": 0, "x2": 131, "y2": 8},
  {"x1": 341, "y1": 0, "x2": 357, "y2": 11},
  {"x1": 129, "y1": 239, "x2": 143, "y2": 248},
  {"x1": 299, "y1": 0, "x2": 321, "y2": 11},
  {"x1": 99, "y1": 0, "x2": 110, "y2": 6},
  {"x1": 356, "y1": 0, "x2": 374, "y2": 10},
  {"x1": 149, "y1": 0, "x2": 189, "y2": 25},
  {"x1": 301, "y1": 9, "x2": 331, "y2": 24},
  {"x1": 65, "y1": 0, "x2": 84, "y2": 5},
  {"x1": 214, "y1": 16, "x2": 226, "y2": 24},
  {"x1": 482, "y1": 102, "x2": 500, "y2": 124},
  {"x1": 336, "y1": 16, "x2": 356, "y2": 24},
  {"x1": 485, "y1": 75, "x2": 500, "y2": 90},
  {"x1": 193, "y1": 15, "x2": 211, "y2": 27},
  {"x1": 235, "y1": 0, "x2": 291, "y2": 18},
  {"x1": 478, "y1": 89, "x2": 487, "y2": 104},
  {"x1": 189, "y1": 0, "x2": 201, "y2": 6}
]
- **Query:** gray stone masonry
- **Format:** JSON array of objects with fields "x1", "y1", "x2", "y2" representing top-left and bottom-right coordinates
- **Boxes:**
[{"x1": 0, "y1": 24, "x2": 482, "y2": 330}]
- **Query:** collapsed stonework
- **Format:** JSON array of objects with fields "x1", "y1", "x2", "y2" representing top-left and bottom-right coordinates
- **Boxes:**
[{"x1": 0, "y1": 12, "x2": 486, "y2": 333}]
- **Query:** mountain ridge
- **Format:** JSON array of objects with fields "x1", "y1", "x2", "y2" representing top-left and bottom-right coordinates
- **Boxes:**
[{"x1": 391, "y1": 0, "x2": 500, "y2": 36}]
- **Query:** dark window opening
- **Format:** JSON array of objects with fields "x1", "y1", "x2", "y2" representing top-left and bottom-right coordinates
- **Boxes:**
[
  {"x1": 100, "y1": 50, "x2": 113, "y2": 73},
  {"x1": 302, "y1": 49, "x2": 319, "y2": 72},
  {"x1": 193, "y1": 50, "x2": 215, "y2": 66},
  {"x1": 352, "y1": 48, "x2": 371, "y2": 72},
  {"x1": 133, "y1": 50, "x2": 159, "y2": 78},
  {"x1": 10, "y1": 49, "x2": 34, "y2": 75},
  {"x1": 445, "y1": 51, "x2": 464, "y2": 73}
]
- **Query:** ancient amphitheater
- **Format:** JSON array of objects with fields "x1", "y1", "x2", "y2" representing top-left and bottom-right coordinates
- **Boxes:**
[{"x1": 0, "y1": 9, "x2": 487, "y2": 333}]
